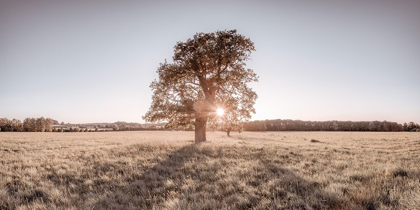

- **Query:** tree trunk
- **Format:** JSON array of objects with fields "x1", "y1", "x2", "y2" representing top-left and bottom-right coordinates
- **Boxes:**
[
  {"x1": 227, "y1": 128, "x2": 231, "y2": 137},
  {"x1": 195, "y1": 115, "x2": 207, "y2": 143}
]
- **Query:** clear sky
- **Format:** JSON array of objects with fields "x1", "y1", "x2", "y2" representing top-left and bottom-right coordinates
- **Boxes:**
[{"x1": 1, "y1": 0, "x2": 419, "y2": 124}]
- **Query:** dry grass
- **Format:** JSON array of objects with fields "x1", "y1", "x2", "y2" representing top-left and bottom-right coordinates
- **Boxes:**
[{"x1": 1, "y1": 131, "x2": 420, "y2": 209}]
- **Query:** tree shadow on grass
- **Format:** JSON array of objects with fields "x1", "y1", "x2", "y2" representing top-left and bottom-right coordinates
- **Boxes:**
[
  {"x1": 256, "y1": 159, "x2": 342, "y2": 209},
  {"x1": 1, "y1": 144, "x2": 201, "y2": 210},
  {"x1": 92, "y1": 144, "x2": 347, "y2": 210},
  {"x1": 93, "y1": 145, "x2": 200, "y2": 210},
  {"x1": 165, "y1": 146, "x2": 345, "y2": 210}
]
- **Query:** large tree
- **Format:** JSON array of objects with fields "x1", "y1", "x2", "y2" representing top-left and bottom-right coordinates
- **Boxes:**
[{"x1": 143, "y1": 29, "x2": 258, "y2": 143}]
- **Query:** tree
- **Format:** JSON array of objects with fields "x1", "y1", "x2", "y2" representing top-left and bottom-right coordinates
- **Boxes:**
[
  {"x1": 11, "y1": 119, "x2": 23, "y2": 132},
  {"x1": 44, "y1": 118, "x2": 54, "y2": 132},
  {"x1": 23, "y1": 118, "x2": 37, "y2": 132},
  {"x1": 143, "y1": 30, "x2": 258, "y2": 143},
  {"x1": 223, "y1": 112, "x2": 244, "y2": 137},
  {"x1": 23, "y1": 118, "x2": 31, "y2": 132},
  {"x1": 36, "y1": 117, "x2": 47, "y2": 132},
  {"x1": 111, "y1": 124, "x2": 119, "y2": 131},
  {"x1": 0, "y1": 118, "x2": 12, "y2": 132},
  {"x1": 407, "y1": 122, "x2": 417, "y2": 131},
  {"x1": 30, "y1": 118, "x2": 37, "y2": 132},
  {"x1": 208, "y1": 107, "x2": 244, "y2": 137}
]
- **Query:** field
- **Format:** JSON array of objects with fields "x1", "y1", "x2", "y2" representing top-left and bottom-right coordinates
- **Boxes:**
[{"x1": 1, "y1": 131, "x2": 420, "y2": 210}]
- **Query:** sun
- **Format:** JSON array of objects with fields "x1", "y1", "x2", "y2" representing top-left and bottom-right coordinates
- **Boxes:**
[{"x1": 216, "y1": 108, "x2": 225, "y2": 116}]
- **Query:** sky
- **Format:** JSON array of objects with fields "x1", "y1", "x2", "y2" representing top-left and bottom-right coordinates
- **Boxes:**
[{"x1": 1, "y1": 0, "x2": 419, "y2": 124}]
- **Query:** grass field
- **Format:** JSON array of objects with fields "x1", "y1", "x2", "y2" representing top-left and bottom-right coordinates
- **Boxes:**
[{"x1": 1, "y1": 131, "x2": 420, "y2": 210}]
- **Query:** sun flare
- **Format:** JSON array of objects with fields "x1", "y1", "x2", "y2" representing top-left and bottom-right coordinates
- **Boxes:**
[{"x1": 216, "y1": 108, "x2": 225, "y2": 116}]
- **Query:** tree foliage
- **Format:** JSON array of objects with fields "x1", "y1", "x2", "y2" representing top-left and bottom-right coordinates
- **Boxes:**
[
  {"x1": 143, "y1": 30, "x2": 258, "y2": 141},
  {"x1": 1, "y1": 117, "x2": 53, "y2": 132},
  {"x1": 243, "y1": 119, "x2": 417, "y2": 132}
]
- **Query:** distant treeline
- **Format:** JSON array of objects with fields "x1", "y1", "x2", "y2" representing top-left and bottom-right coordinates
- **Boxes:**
[
  {"x1": 2, "y1": 117, "x2": 419, "y2": 132},
  {"x1": 0, "y1": 117, "x2": 58, "y2": 132},
  {"x1": 244, "y1": 119, "x2": 420, "y2": 132},
  {"x1": 0, "y1": 117, "x2": 166, "y2": 132}
]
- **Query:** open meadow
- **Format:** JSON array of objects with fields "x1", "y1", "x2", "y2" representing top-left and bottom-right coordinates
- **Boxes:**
[{"x1": 1, "y1": 131, "x2": 420, "y2": 210}]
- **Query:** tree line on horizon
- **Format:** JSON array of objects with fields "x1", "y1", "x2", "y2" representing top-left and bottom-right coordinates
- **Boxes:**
[
  {"x1": 1, "y1": 117, "x2": 419, "y2": 132},
  {"x1": 0, "y1": 117, "x2": 166, "y2": 132},
  {"x1": 243, "y1": 119, "x2": 420, "y2": 132},
  {"x1": 0, "y1": 117, "x2": 58, "y2": 132}
]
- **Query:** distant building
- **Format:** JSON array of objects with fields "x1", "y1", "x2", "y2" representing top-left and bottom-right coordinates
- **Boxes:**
[
  {"x1": 52, "y1": 125, "x2": 76, "y2": 131},
  {"x1": 52, "y1": 125, "x2": 113, "y2": 131}
]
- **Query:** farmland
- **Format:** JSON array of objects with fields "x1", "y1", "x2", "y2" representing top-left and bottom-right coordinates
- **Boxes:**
[{"x1": 1, "y1": 131, "x2": 420, "y2": 209}]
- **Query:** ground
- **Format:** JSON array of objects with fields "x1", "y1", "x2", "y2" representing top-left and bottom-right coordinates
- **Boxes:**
[{"x1": 0, "y1": 131, "x2": 419, "y2": 210}]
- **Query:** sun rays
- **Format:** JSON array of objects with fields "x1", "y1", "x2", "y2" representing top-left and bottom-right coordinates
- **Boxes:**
[{"x1": 216, "y1": 108, "x2": 225, "y2": 116}]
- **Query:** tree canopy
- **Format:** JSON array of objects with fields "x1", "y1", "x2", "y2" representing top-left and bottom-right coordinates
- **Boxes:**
[{"x1": 143, "y1": 29, "x2": 258, "y2": 143}]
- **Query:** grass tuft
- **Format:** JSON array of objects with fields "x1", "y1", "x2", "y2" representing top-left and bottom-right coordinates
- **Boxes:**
[{"x1": 392, "y1": 168, "x2": 408, "y2": 178}]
